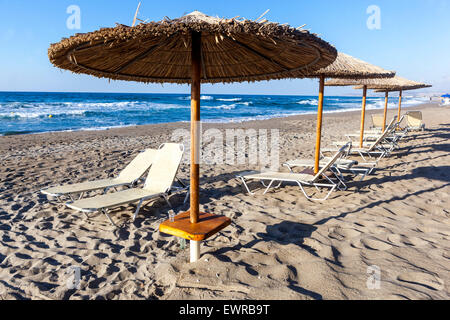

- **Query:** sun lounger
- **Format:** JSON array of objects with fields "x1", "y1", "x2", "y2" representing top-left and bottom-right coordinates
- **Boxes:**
[
  {"x1": 346, "y1": 117, "x2": 400, "y2": 140},
  {"x1": 356, "y1": 116, "x2": 408, "y2": 149},
  {"x1": 405, "y1": 111, "x2": 425, "y2": 131},
  {"x1": 324, "y1": 123, "x2": 396, "y2": 163},
  {"x1": 284, "y1": 149, "x2": 375, "y2": 186},
  {"x1": 66, "y1": 143, "x2": 185, "y2": 226},
  {"x1": 41, "y1": 148, "x2": 158, "y2": 201},
  {"x1": 236, "y1": 144, "x2": 349, "y2": 201}
]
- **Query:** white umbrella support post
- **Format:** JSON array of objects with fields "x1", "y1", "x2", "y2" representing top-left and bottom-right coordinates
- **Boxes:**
[{"x1": 190, "y1": 241, "x2": 201, "y2": 263}]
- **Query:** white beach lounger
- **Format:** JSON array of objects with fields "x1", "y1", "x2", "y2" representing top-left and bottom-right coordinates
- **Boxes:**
[
  {"x1": 237, "y1": 145, "x2": 348, "y2": 201},
  {"x1": 324, "y1": 124, "x2": 396, "y2": 163},
  {"x1": 41, "y1": 148, "x2": 158, "y2": 201},
  {"x1": 355, "y1": 116, "x2": 406, "y2": 150},
  {"x1": 66, "y1": 143, "x2": 185, "y2": 226},
  {"x1": 346, "y1": 117, "x2": 400, "y2": 141},
  {"x1": 284, "y1": 146, "x2": 374, "y2": 185},
  {"x1": 405, "y1": 111, "x2": 425, "y2": 131}
]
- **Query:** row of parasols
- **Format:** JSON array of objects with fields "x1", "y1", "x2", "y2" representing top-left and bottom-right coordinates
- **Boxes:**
[{"x1": 48, "y1": 11, "x2": 431, "y2": 262}]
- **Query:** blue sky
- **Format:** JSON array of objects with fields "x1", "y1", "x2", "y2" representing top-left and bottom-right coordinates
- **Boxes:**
[{"x1": 0, "y1": 0, "x2": 448, "y2": 95}]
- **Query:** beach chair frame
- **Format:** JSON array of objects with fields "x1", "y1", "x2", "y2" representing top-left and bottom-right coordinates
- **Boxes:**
[
  {"x1": 41, "y1": 148, "x2": 158, "y2": 202},
  {"x1": 65, "y1": 143, "x2": 187, "y2": 227},
  {"x1": 237, "y1": 144, "x2": 350, "y2": 201},
  {"x1": 405, "y1": 111, "x2": 425, "y2": 132}
]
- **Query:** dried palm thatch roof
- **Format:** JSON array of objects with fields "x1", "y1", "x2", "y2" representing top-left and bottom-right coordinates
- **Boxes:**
[
  {"x1": 372, "y1": 84, "x2": 432, "y2": 92},
  {"x1": 325, "y1": 76, "x2": 431, "y2": 91},
  {"x1": 48, "y1": 11, "x2": 338, "y2": 84},
  {"x1": 304, "y1": 52, "x2": 395, "y2": 79}
]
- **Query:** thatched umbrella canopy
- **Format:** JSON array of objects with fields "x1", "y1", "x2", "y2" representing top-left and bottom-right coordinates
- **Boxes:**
[
  {"x1": 305, "y1": 52, "x2": 395, "y2": 79},
  {"x1": 326, "y1": 77, "x2": 431, "y2": 131},
  {"x1": 326, "y1": 76, "x2": 425, "y2": 90},
  {"x1": 372, "y1": 84, "x2": 432, "y2": 92},
  {"x1": 300, "y1": 52, "x2": 395, "y2": 167},
  {"x1": 48, "y1": 11, "x2": 338, "y2": 262},
  {"x1": 372, "y1": 83, "x2": 432, "y2": 124},
  {"x1": 49, "y1": 11, "x2": 337, "y2": 84}
]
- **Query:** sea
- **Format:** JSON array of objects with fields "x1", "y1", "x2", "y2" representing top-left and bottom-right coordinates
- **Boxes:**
[{"x1": 0, "y1": 92, "x2": 428, "y2": 136}]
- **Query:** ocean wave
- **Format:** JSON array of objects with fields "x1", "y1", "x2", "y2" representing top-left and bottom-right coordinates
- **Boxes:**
[
  {"x1": 203, "y1": 104, "x2": 236, "y2": 110},
  {"x1": 177, "y1": 95, "x2": 214, "y2": 101},
  {"x1": 0, "y1": 93, "x2": 430, "y2": 135},
  {"x1": 216, "y1": 98, "x2": 242, "y2": 102},
  {"x1": 297, "y1": 99, "x2": 318, "y2": 105},
  {"x1": 0, "y1": 110, "x2": 87, "y2": 119},
  {"x1": 63, "y1": 101, "x2": 142, "y2": 108}
]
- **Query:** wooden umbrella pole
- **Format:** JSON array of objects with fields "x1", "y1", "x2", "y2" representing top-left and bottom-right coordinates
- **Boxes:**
[
  {"x1": 359, "y1": 85, "x2": 367, "y2": 148},
  {"x1": 382, "y1": 91, "x2": 389, "y2": 132},
  {"x1": 397, "y1": 89, "x2": 403, "y2": 123},
  {"x1": 190, "y1": 31, "x2": 202, "y2": 262},
  {"x1": 314, "y1": 76, "x2": 325, "y2": 175}
]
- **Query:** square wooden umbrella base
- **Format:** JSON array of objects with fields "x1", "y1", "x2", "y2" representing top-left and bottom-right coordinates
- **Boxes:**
[{"x1": 159, "y1": 211, "x2": 232, "y2": 241}]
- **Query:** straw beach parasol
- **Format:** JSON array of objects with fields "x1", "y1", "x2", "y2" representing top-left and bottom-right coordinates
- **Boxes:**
[
  {"x1": 49, "y1": 11, "x2": 337, "y2": 84},
  {"x1": 301, "y1": 52, "x2": 395, "y2": 173},
  {"x1": 327, "y1": 76, "x2": 431, "y2": 133},
  {"x1": 372, "y1": 82, "x2": 432, "y2": 126},
  {"x1": 48, "y1": 11, "x2": 338, "y2": 262}
]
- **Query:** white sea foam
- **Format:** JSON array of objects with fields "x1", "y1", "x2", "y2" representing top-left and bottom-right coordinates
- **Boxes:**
[
  {"x1": 0, "y1": 109, "x2": 87, "y2": 119},
  {"x1": 297, "y1": 99, "x2": 318, "y2": 105},
  {"x1": 216, "y1": 98, "x2": 242, "y2": 102}
]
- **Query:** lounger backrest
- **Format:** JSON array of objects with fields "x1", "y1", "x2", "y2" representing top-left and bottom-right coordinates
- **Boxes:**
[
  {"x1": 117, "y1": 149, "x2": 157, "y2": 182},
  {"x1": 143, "y1": 143, "x2": 184, "y2": 193},
  {"x1": 407, "y1": 111, "x2": 423, "y2": 127},
  {"x1": 312, "y1": 143, "x2": 349, "y2": 182},
  {"x1": 366, "y1": 120, "x2": 396, "y2": 152},
  {"x1": 385, "y1": 116, "x2": 397, "y2": 132},
  {"x1": 371, "y1": 115, "x2": 384, "y2": 129}
]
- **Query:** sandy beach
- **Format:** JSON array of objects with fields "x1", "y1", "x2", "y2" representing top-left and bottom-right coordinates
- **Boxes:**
[{"x1": 0, "y1": 101, "x2": 449, "y2": 300}]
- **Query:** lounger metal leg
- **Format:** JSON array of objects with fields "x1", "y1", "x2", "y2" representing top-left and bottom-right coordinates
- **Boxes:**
[
  {"x1": 349, "y1": 168, "x2": 371, "y2": 181},
  {"x1": 295, "y1": 181, "x2": 336, "y2": 202},
  {"x1": 332, "y1": 168, "x2": 348, "y2": 190},
  {"x1": 296, "y1": 182, "x2": 312, "y2": 201},
  {"x1": 239, "y1": 177, "x2": 255, "y2": 196},
  {"x1": 315, "y1": 184, "x2": 337, "y2": 201},
  {"x1": 283, "y1": 163, "x2": 294, "y2": 173},
  {"x1": 163, "y1": 195, "x2": 172, "y2": 208},
  {"x1": 357, "y1": 151, "x2": 368, "y2": 162},
  {"x1": 183, "y1": 189, "x2": 190, "y2": 204},
  {"x1": 262, "y1": 180, "x2": 276, "y2": 195},
  {"x1": 102, "y1": 209, "x2": 118, "y2": 227},
  {"x1": 132, "y1": 199, "x2": 144, "y2": 221}
]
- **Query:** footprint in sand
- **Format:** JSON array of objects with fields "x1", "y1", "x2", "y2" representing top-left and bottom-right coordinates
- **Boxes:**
[
  {"x1": 397, "y1": 272, "x2": 444, "y2": 291},
  {"x1": 358, "y1": 237, "x2": 392, "y2": 251},
  {"x1": 427, "y1": 248, "x2": 450, "y2": 261},
  {"x1": 328, "y1": 226, "x2": 361, "y2": 241},
  {"x1": 401, "y1": 236, "x2": 429, "y2": 248},
  {"x1": 387, "y1": 234, "x2": 403, "y2": 246},
  {"x1": 387, "y1": 234, "x2": 428, "y2": 248}
]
